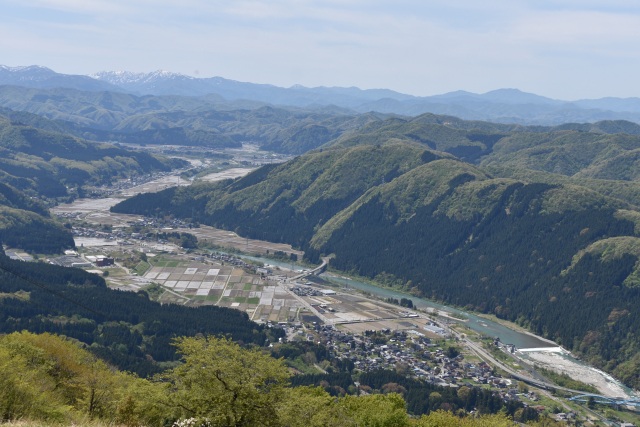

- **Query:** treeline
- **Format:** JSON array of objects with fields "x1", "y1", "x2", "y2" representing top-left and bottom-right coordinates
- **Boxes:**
[
  {"x1": 0, "y1": 253, "x2": 276, "y2": 376},
  {"x1": 148, "y1": 230, "x2": 198, "y2": 249}
]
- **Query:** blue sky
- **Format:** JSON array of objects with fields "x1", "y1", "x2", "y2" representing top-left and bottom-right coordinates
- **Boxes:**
[{"x1": 2, "y1": 0, "x2": 640, "y2": 100}]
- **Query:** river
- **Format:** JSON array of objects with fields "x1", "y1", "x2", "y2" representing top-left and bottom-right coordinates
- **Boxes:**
[
  {"x1": 234, "y1": 253, "x2": 555, "y2": 349},
  {"x1": 318, "y1": 274, "x2": 557, "y2": 350}
]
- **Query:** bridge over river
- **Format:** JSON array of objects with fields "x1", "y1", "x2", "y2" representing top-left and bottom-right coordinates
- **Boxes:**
[{"x1": 569, "y1": 394, "x2": 640, "y2": 409}]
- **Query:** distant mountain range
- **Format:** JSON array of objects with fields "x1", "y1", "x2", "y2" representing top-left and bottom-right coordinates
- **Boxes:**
[{"x1": 3, "y1": 65, "x2": 640, "y2": 124}]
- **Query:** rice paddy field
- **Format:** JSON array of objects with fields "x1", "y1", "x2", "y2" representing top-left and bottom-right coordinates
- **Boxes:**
[{"x1": 145, "y1": 257, "x2": 305, "y2": 323}]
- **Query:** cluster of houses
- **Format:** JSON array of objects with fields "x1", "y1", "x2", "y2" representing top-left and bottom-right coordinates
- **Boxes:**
[
  {"x1": 291, "y1": 284, "x2": 330, "y2": 297},
  {"x1": 279, "y1": 323, "x2": 548, "y2": 409},
  {"x1": 207, "y1": 252, "x2": 261, "y2": 270},
  {"x1": 305, "y1": 326, "x2": 497, "y2": 384}
]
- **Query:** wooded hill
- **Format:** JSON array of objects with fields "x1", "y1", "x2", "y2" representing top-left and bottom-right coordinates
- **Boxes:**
[
  {"x1": 0, "y1": 111, "x2": 185, "y2": 252},
  {"x1": 113, "y1": 120, "x2": 640, "y2": 388},
  {"x1": 0, "y1": 86, "x2": 375, "y2": 153},
  {"x1": 0, "y1": 250, "x2": 275, "y2": 377},
  {"x1": 8, "y1": 85, "x2": 640, "y2": 157}
]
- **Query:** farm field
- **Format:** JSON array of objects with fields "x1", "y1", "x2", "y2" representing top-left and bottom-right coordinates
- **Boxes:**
[{"x1": 144, "y1": 257, "x2": 306, "y2": 323}]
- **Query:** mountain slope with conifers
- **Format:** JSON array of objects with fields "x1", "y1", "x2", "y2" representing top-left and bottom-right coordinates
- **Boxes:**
[
  {"x1": 113, "y1": 140, "x2": 640, "y2": 388},
  {"x1": 0, "y1": 249, "x2": 275, "y2": 377}
]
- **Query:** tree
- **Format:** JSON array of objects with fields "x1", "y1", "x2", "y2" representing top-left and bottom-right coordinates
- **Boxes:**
[
  {"x1": 457, "y1": 385, "x2": 471, "y2": 401},
  {"x1": 447, "y1": 346, "x2": 460, "y2": 359},
  {"x1": 0, "y1": 331, "x2": 165, "y2": 426},
  {"x1": 413, "y1": 410, "x2": 514, "y2": 427},
  {"x1": 338, "y1": 393, "x2": 410, "y2": 427},
  {"x1": 164, "y1": 336, "x2": 290, "y2": 427},
  {"x1": 276, "y1": 386, "x2": 344, "y2": 427},
  {"x1": 517, "y1": 381, "x2": 529, "y2": 393}
]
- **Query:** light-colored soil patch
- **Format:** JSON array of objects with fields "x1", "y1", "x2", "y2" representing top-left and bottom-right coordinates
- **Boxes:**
[
  {"x1": 186, "y1": 225, "x2": 303, "y2": 257},
  {"x1": 119, "y1": 175, "x2": 190, "y2": 197},
  {"x1": 199, "y1": 168, "x2": 255, "y2": 182},
  {"x1": 523, "y1": 350, "x2": 629, "y2": 398},
  {"x1": 52, "y1": 198, "x2": 122, "y2": 213}
]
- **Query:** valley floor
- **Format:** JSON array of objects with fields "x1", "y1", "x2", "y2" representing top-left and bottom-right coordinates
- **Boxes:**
[{"x1": 43, "y1": 165, "x2": 640, "y2": 423}]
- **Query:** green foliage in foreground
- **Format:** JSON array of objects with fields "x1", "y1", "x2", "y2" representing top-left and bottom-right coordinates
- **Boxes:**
[
  {"x1": 0, "y1": 252, "x2": 273, "y2": 377},
  {"x1": 0, "y1": 332, "x2": 562, "y2": 427}
]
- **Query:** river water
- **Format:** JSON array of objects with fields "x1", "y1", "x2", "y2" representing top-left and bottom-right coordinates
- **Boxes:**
[
  {"x1": 236, "y1": 253, "x2": 555, "y2": 349},
  {"x1": 319, "y1": 274, "x2": 556, "y2": 349}
]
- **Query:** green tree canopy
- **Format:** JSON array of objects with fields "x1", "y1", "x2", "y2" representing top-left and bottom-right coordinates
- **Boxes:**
[{"x1": 164, "y1": 336, "x2": 290, "y2": 427}]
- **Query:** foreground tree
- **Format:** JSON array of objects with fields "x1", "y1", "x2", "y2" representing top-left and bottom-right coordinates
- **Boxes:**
[
  {"x1": 0, "y1": 331, "x2": 165, "y2": 425},
  {"x1": 164, "y1": 336, "x2": 290, "y2": 427}
]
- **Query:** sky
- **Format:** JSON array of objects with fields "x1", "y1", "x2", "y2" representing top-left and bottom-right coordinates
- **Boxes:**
[{"x1": 2, "y1": 0, "x2": 640, "y2": 100}]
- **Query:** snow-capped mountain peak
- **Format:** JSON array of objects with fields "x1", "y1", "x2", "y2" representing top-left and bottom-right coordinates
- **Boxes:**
[{"x1": 91, "y1": 70, "x2": 193, "y2": 86}]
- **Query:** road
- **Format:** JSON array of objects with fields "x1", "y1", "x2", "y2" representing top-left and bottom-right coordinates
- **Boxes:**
[{"x1": 288, "y1": 257, "x2": 330, "y2": 282}]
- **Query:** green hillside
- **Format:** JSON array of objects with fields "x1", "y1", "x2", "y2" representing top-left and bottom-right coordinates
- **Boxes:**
[
  {"x1": 0, "y1": 113, "x2": 186, "y2": 252},
  {"x1": 0, "y1": 251, "x2": 274, "y2": 377},
  {"x1": 113, "y1": 143, "x2": 437, "y2": 247},
  {"x1": 482, "y1": 131, "x2": 640, "y2": 181},
  {"x1": 0, "y1": 115, "x2": 183, "y2": 197},
  {"x1": 113, "y1": 140, "x2": 640, "y2": 388}
]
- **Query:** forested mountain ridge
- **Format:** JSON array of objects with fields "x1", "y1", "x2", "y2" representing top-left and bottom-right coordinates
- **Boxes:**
[
  {"x1": 324, "y1": 114, "x2": 640, "y2": 206},
  {"x1": 6, "y1": 83, "x2": 640, "y2": 157},
  {"x1": 0, "y1": 86, "x2": 378, "y2": 152},
  {"x1": 113, "y1": 140, "x2": 640, "y2": 388},
  {"x1": 0, "y1": 113, "x2": 185, "y2": 252},
  {"x1": 482, "y1": 131, "x2": 640, "y2": 180},
  {"x1": 0, "y1": 114, "x2": 183, "y2": 197}
]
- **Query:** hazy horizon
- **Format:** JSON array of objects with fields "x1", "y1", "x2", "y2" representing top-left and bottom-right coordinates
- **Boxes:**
[{"x1": 3, "y1": 1, "x2": 640, "y2": 100}]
